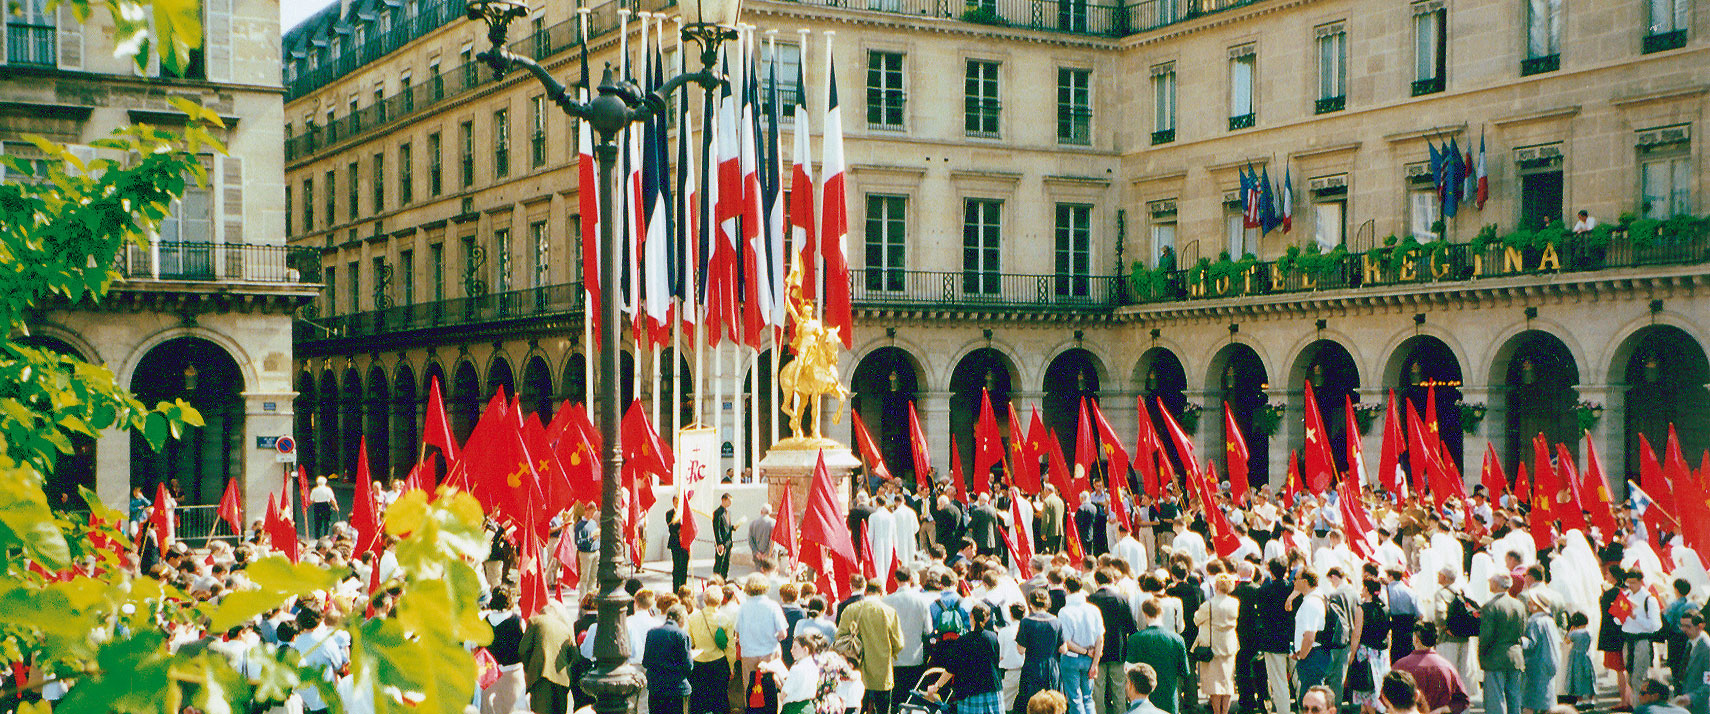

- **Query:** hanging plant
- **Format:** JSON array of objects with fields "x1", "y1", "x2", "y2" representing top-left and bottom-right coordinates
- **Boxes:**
[
  {"x1": 1352, "y1": 402, "x2": 1383, "y2": 435},
  {"x1": 1251, "y1": 403, "x2": 1284, "y2": 437},
  {"x1": 1178, "y1": 402, "x2": 1204, "y2": 435},
  {"x1": 1460, "y1": 402, "x2": 1488, "y2": 435},
  {"x1": 1575, "y1": 401, "x2": 1604, "y2": 432}
]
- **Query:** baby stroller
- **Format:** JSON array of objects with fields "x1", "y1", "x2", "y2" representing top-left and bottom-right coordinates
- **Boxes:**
[{"x1": 896, "y1": 668, "x2": 954, "y2": 714}]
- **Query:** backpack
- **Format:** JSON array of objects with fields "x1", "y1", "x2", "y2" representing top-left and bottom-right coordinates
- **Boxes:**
[
  {"x1": 929, "y1": 594, "x2": 969, "y2": 643},
  {"x1": 1321, "y1": 593, "x2": 1351, "y2": 649},
  {"x1": 1445, "y1": 591, "x2": 1482, "y2": 639}
]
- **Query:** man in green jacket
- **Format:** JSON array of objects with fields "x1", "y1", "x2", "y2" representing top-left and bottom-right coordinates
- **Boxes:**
[
  {"x1": 1041, "y1": 486, "x2": 1066, "y2": 554},
  {"x1": 1478, "y1": 573, "x2": 1528, "y2": 714},
  {"x1": 1127, "y1": 598, "x2": 1191, "y2": 714}
]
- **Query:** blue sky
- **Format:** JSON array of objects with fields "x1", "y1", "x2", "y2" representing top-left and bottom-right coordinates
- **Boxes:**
[{"x1": 281, "y1": 0, "x2": 336, "y2": 34}]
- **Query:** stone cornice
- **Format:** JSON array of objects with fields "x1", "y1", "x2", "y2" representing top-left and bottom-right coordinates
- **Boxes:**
[
  {"x1": 853, "y1": 306, "x2": 1121, "y2": 325},
  {"x1": 1612, "y1": 84, "x2": 1710, "y2": 108},
  {"x1": 1289, "y1": 141, "x2": 1362, "y2": 161},
  {"x1": 1492, "y1": 105, "x2": 1581, "y2": 128},
  {"x1": 1383, "y1": 123, "x2": 1468, "y2": 144},
  {"x1": 1113, "y1": 265, "x2": 1710, "y2": 324}
]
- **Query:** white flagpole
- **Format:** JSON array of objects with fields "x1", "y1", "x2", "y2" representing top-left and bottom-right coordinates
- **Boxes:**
[
  {"x1": 731, "y1": 25, "x2": 748, "y2": 484},
  {"x1": 671, "y1": 15, "x2": 685, "y2": 440},
  {"x1": 766, "y1": 30, "x2": 782, "y2": 454},
  {"x1": 818, "y1": 31, "x2": 834, "y2": 319},
  {"x1": 581, "y1": 8, "x2": 595, "y2": 411}
]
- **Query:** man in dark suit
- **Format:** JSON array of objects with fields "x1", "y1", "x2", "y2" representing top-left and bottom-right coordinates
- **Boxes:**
[
  {"x1": 666, "y1": 496, "x2": 689, "y2": 590},
  {"x1": 641, "y1": 605, "x2": 693, "y2": 714},
  {"x1": 1233, "y1": 562, "x2": 1266, "y2": 714},
  {"x1": 1676, "y1": 611, "x2": 1710, "y2": 714},
  {"x1": 518, "y1": 601, "x2": 576, "y2": 714},
  {"x1": 1478, "y1": 573, "x2": 1528, "y2": 714},
  {"x1": 712, "y1": 493, "x2": 734, "y2": 579},
  {"x1": 967, "y1": 492, "x2": 1001, "y2": 556},
  {"x1": 1091, "y1": 568, "x2": 1140, "y2": 714}
]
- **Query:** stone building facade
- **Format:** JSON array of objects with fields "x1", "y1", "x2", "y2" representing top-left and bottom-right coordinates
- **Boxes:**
[
  {"x1": 283, "y1": 0, "x2": 1708, "y2": 502},
  {"x1": 2, "y1": 0, "x2": 313, "y2": 519}
]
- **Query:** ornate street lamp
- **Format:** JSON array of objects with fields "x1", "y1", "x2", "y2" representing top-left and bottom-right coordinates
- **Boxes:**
[{"x1": 464, "y1": 1, "x2": 739, "y2": 711}]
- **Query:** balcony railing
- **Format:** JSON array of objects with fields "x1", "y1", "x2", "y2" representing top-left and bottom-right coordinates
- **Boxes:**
[
  {"x1": 1410, "y1": 75, "x2": 1445, "y2": 96},
  {"x1": 6, "y1": 24, "x2": 56, "y2": 66},
  {"x1": 851, "y1": 269, "x2": 1123, "y2": 311},
  {"x1": 1314, "y1": 95, "x2": 1345, "y2": 114},
  {"x1": 118, "y1": 242, "x2": 322, "y2": 283},
  {"x1": 1227, "y1": 112, "x2": 1255, "y2": 130},
  {"x1": 1520, "y1": 53, "x2": 1559, "y2": 76},
  {"x1": 1151, "y1": 128, "x2": 1175, "y2": 145},
  {"x1": 300, "y1": 282, "x2": 586, "y2": 344},
  {"x1": 1130, "y1": 234, "x2": 1710, "y2": 305},
  {"x1": 1124, "y1": 0, "x2": 1261, "y2": 33},
  {"x1": 1642, "y1": 29, "x2": 1687, "y2": 54}
]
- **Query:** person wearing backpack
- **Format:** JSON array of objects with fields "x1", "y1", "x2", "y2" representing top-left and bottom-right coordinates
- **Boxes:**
[
  {"x1": 1430, "y1": 566, "x2": 1478, "y2": 677},
  {"x1": 1321, "y1": 568, "x2": 1361, "y2": 704},
  {"x1": 687, "y1": 588, "x2": 737, "y2": 714},
  {"x1": 927, "y1": 572, "x2": 972, "y2": 662},
  {"x1": 1289, "y1": 569, "x2": 1333, "y2": 697}
]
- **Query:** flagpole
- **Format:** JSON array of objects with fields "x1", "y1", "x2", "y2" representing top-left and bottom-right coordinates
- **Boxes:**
[
  {"x1": 817, "y1": 31, "x2": 834, "y2": 317},
  {"x1": 766, "y1": 29, "x2": 782, "y2": 457},
  {"x1": 670, "y1": 16, "x2": 686, "y2": 443}
]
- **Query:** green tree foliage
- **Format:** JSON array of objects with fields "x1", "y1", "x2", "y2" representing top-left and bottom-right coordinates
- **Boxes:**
[{"x1": 0, "y1": 5, "x2": 487, "y2": 713}]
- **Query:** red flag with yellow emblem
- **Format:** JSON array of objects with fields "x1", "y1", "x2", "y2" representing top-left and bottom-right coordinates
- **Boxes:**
[{"x1": 1582, "y1": 431, "x2": 1619, "y2": 542}]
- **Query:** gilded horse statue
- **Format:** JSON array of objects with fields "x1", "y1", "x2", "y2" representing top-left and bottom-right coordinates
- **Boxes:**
[{"x1": 779, "y1": 257, "x2": 850, "y2": 441}]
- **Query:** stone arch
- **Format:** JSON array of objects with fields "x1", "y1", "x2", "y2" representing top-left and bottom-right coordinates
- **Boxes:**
[
  {"x1": 1289, "y1": 339, "x2": 1361, "y2": 476},
  {"x1": 852, "y1": 346, "x2": 925, "y2": 482},
  {"x1": 392, "y1": 363, "x2": 418, "y2": 481},
  {"x1": 1611, "y1": 324, "x2": 1710, "y2": 480},
  {"x1": 519, "y1": 354, "x2": 555, "y2": 424},
  {"x1": 851, "y1": 335, "x2": 933, "y2": 391},
  {"x1": 128, "y1": 336, "x2": 247, "y2": 507},
  {"x1": 1377, "y1": 326, "x2": 1473, "y2": 392},
  {"x1": 937, "y1": 338, "x2": 1024, "y2": 397},
  {"x1": 317, "y1": 369, "x2": 340, "y2": 475},
  {"x1": 1201, "y1": 337, "x2": 1276, "y2": 397},
  {"x1": 1481, "y1": 319, "x2": 1589, "y2": 391},
  {"x1": 947, "y1": 347, "x2": 1019, "y2": 486},
  {"x1": 295, "y1": 369, "x2": 318, "y2": 479},
  {"x1": 366, "y1": 364, "x2": 391, "y2": 481},
  {"x1": 340, "y1": 366, "x2": 362, "y2": 477},
  {"x1": 1388, "y1": 334, "x2": 1466, "y2": 470},
  {"x1": 118, "y1": 325, "x2": 260, "y2": 398},
  {"x1": 561, "y1": 352, "x2": 589, "y2": 406},
  {"x1": 1492, "y1": 329, "x2": 1581, "y2": 469},
  {"x1": 1206, "y1": 342, "x2": 1271, "y2": 487},
  {"x1": 1135, "y1": 346, "x2": 1191, "y2": 476},
  {"x1": 1041, "y1": 341, "x2": 1114, "y2": 392},
  {"x1": 21, "y1": 322, "x2": 102, "y2": 365},
  {"x1": 450, "y1": 359, "x2": 481, "y2": 444},
  {"x1": 486, "y1": 354, "x2": 516, "y2": 402},
  {"x1": 1041, "y1": 348, "x2": 1103, "y2": 470}
]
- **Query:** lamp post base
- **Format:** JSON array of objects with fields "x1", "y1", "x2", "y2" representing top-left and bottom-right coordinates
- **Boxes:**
[{"x1": 579, "y1": 662, "x2": 646, "y2": 714}]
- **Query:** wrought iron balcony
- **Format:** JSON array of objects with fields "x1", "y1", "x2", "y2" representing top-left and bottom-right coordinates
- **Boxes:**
[
  {"x1": 1151, "y1": 128, "x2": 1175, "y2": 145},
  {"x1": 851, "y1": 268, "x2": 1124, "y2": 313},
  {"x1": 1228, "y1": 112, "x2": 1255, "y2": 131},
  {"x1": 1520, "y1": 53, "x2": 1559, "y2": 76},
  {"x1": 298, "y1": 282, "x2": 586, "y2": 347},
  {"x1": 1314, "y1": 95, "x2": 1345, "y2": 114},
  {"x1": 1643, "y1": 29, "x2": 1687, "y2": 54},
  {"x1": 118, "y1": 242, "x2": 323, "y2": 283},
  {"x1": 1410, "y1": 76, "x2": 1445, "y2": 96}
]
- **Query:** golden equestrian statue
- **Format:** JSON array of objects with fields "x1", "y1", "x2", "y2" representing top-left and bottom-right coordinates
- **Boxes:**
[{"x1": 779, "y1": 255, "x2": 850, "y2": 442}]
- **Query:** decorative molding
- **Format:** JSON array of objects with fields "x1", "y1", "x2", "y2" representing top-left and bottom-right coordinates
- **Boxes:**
[
  {"x1": 1492, "y1": 105, "x2": 1581, "y2": 128},
  {"x1": 1612, "y1": 84, "x2": 1710, "y2": 108},
  {"x1": 1205, "y1": 156, "x2": 1270, "y2": 173},
  {"x1": 949, "y1": 169, "x2": 1023, "y2": 183},
  {"x1": 1148, "y1": 199, "x2": 1178, "y2": 217},
  {"x1": 1290, "y1": 141, "x2": 1362, "y2": 161},
  {"x1": 851, "y1": 163, "x2": 928, "y2": 178},
  {"x1": 1636, "y1": 123, "x2": 1691, "y2": 147},
  {"x1": 127, "y1": 108, "x2": 242, "y2": 127},
  {"x1": 1384, "y1": 124, "x2": 1467, "y2": 144},
  {"x1": 1043, "y1": 174, "x2": 1111, "y2": 188},
  {"x1": 1131, "y1": 170, "x2": 1189, "y2": 186},
  {"x1": 0, "y1": 101, "x2": 95, "y2": 121}
]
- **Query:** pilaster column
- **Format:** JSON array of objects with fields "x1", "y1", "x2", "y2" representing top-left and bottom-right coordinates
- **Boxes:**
[
  {"x1": 1577, "y1": 383, "x2": 1623, "y2": 499},
  {"x1": 95, "y1": 429, "x2": 131, "y2": 509},
  {"x1": 1461, "y1": 384, "x2": 1496, "y2": 492},
  {"x1": 1356, "y1": 387, "x2": 1386, "y2": 488},
  {"x1": 918, "y1": 391, "x2": 953, "y2": 482},
  {"x1": 1271, "y1": 387, "x2": 1301, "y2": 491},
  {"x1": 244, "y1": 391, "x2": 297, "y2": 520}
]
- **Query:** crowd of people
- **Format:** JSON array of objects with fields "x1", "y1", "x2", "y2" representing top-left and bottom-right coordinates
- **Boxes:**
[{"x1": 83, "y1": 453, "x2": 1710, "y2": 714}]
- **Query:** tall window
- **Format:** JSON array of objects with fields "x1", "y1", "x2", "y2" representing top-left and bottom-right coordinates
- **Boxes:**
[
  {"x1": 158, "y1": 161, "x2": 213, "y2": 247},
  {"x1": 348, "y1": 261, "x2": 361, "y2": 312},
  {"x1": 1316, "y1": 24, "x2": 1347, "y2": 113},
  {"x1": 303, "y1": 178, "x2": 315, "y2": 230},
  {"x1": 530, "y1": 96, "x2": 548, "y2": 168},
  {"x1": 401, "y1": 71, "x2": 415, "y2": 113},
  {"x1": 1057, "y1": 68, "x2": 1092, "y2": 145},
  {"x1": 428, "y1": 132, "x2": 443, "y2": 196},
  {"x1": 399, "y1": 142, "x2": 414, "y2": 205},
  {"x1": 1412, "y1": 2, "x2": 1448, "y2": 95},
  {"x1": 763, "y1": 44, "x2": 804, "y2": 116},
  {"x1": 285, "y1": 185, "x2": 293, "y2": 236},
  {"x1": 325, "y1": 267, "x2": 337, "y2": 315},
  {"x1": 1054, "y1": 203, "x2": 1092, "y2": 297},
  {"x1": 400, "y1": 249, "x2": 415, "y2": 306},
  {"x1": 1228, "y1": 46, "x2": 1256, "y2": 130},
  {"x1": 1523, "y1": 0, "x2": 1562, "y2": 74},
  {"x1": 1150, "y1": 206, "x2": 1177, "y2": 265},
  {"x1": 493, "y1": 109, "x2": 511, "y2": 179},
  {"x1": 1058, "y1": 0, "x2": 1089, "y2": 32},
  {"x1": 1225, "y1": 208, "x2": 1255, "y2": 259},
  {"x1": 964, "y1": 60, "x2": 1001, "y2": 138},
  {"x1": 1315, "y1": 199, "x2": 1346, "y2": 250},
  {"x1": 493, "y1": 229, "x2": 511, "y2": 293},
  {"x1": 7, "y1": 0, "x2": 56, "y2": 66},
  {"x1": 460, "y1": 121, "x2": 475, "y2": 188},
  {"x1": 324, "y1": 170, "x2": 336, "y2": 227},
  {"x1": 531, "y1": 221, "x2": 550, "y2": 288},
  {"x1": 865, "y1": 51, "x2": 906, "y2": 130},
  {"x1": 962, "y1": 199, "x2": 1002, "y2": 295},
  {"x1": 1408, "y1": 165, "x2": 1443, "y2": 239},
  {"x1": 430, "y1": 58, "x2": 444, "y2": 101},
  {"x1": 1646, "y1": 0, "x2": 1690, "y2": 51},
  {"x1": 864, "y1": 195, "x2": 906, "y2": 291},
  {"x1": 1151, "y1": 63, "x2": 1176, "y2": 144},
  {"x1": 430, "y1": 243, "x2": 445, "y2": 301},
  {"x1": 347, "y1": 162, "x2": 360, "y2": 221},
  {"x1": 1639, "y1": 130, "x2": 1693, "y2": 218},
  {"x1": 371, "y1": 153, "x2": 385, "y2": 211}
]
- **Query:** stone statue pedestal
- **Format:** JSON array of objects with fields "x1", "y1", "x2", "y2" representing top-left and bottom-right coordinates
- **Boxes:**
[{"x1": 760, "y1": 437, "x2": 859, "y2": 524}]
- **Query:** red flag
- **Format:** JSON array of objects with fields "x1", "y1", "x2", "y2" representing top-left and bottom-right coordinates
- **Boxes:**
[
  {"x1": 1515, "y1": 462, "x2": 1532, "y2": 504},
  {"x1": 1482, "y1": 443, "x2": 1507, "y2": 499},
  {"x1": 216, "y1": 478, "x2": 242, "y2": 536},
  {"x1": 950, "y1": 442, "x2": 969, "y2": 503},
  {"x1": 1344, "y1": 397, "x2": 1369, "y2": 489},
  {"x1": 858, "y1": 521, "x2": 877, "y2": 580},
  {"x1": 800, "y1": 451, "x2": 857, "y2": 566},
  {"x1": 1378, "y1": 390, "x2": 1405, "y2": 496},
  {"x1": 1339, "y1": 476, "x2": 1377, "y2": 563},
  {"x1": 462, "y1": 393, "x2": 541, "y2": 528},
  {"x1": 907, "y1": 400, "x2": 931, "y2": 491},
  {"x1": 365, "y1": 553, "x2": 385, "y2": 618},
  {"x1": 1638, "y1": 433, "x2": 1678, "y2": 534},
  {"x1": 1422, "y1": 386, "x2": 1444, "y2": 462},
  {"x1": 1531, "y1": 433, "x2": 1559, "y2": 524},
  {"x1": 352, "y1": 437, "x2": 382, "y2": 556},
  {"x1": 517, "y1": 526, "x2": 546, "y2": 620},
  {"x1": 523, "y1": 414, "x2": 574, "y2": 529},
  {"x1": 557, "y1": 406, "x2": 601, "y2": 506},
  {"x1": 553, "y1": 525, "x2": 579, "y2": 595},
  {"x1": 1045, "y1": 428, "x2": 1076, "y2": 500},
  {"x1": 1008, "y1": 490, "x2": 1035, "y2": 578},
  {"x1": 1223, "y1": 403, "x2": 1249, "y2": 506},
  {"x1": 1302, "y1": 380, "x2": 1336, "y2": 493},
  {"x1": 1668, "y1": 437, "x2": 1710, "y2": 554},
  {"x1": 1133, "y1": 397, "x2": 1160, "y2": 499},
  {"x1": 621, "y1": 399, "x2": 674, "y2": 514},
  {"x1": 148, "y1": 482, "x2": 175, "y2": 551},
  {"x1": 424, "y1": 375, "x2": 459, "y2": 462},
  {"x1": 577, "y1": 77, "x2": 602, "y2": 345},
  {"x1": 1073, "y1": 398, "x2": 1097, "y2": 494},
  {"x1": 973, "y1": 389, "x2": 1003, "y2": 495},
  {"x1": 772, "y1": 486, "x2": 797, "y2": 559},
  {"x1": 296, "y1": 465, "x2": 310, "y2": 523},
  {"x1": 1009, "y1": 407, "x2": 1040, "y2": 493},
  {"x1": 1284, "y1": 450, "x2": 1301, "y2": 509},
  {"x1": 1198, "y1": 463, "x2": 1240, "y2": 557},
  {"x1": 819, "y1": 56, "x2": 853, "y2": 349},
  {"x1": 851, "y1": 410, "x2": 892, "y2": 483},
  {"x1": 1089, "y1": 400, "x2": 1131, "y2": 518},
  {"x1": 1406, "y1": 403, "x2": 1447, "y2": 504},
  {"x1": 267, "y1": 490, "x2": 299, "y2": 563},
  {"x1": 1062, "y1": 501, "x2": 1085, "y2": 562},
  {"x1": 1553, "y1": 443, "x2": 1590, "y2": 534},
  {"x1": 1155, "y1": 397, "x2": 1201, "y2": 480},
  {"x1": 1582, "y1": 433, "x2": 1618, "y2": 542},
  {"x1": 1017, "y1": 408, "x2": 1050, "y2": 493}
]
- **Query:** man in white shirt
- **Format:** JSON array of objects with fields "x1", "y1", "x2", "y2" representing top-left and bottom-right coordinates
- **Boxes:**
[
  {"x1": 1116, "y1": 523, "x2": 1149, "y2": 572},
  {"x1": 1170, "y1": 520, "x2": 1208, "y2": 568},
  {"x1": 1291, "y1": 569, "x2": 1331, "y2": 694},
  {"x1": 1231, "y1": 524, "x2": 1261, "y2": 564},
  {"x1": 1059, "y1": 577, "x2": 1106, "y2": 714},
  {"x1": 884, "y1": 567, "x2": 936, "y2": 697},
  {"x1": 309, "y1": 476, "x2": 338, "y2": 539},
  {"x1": 1312, "y1": 530, "x2": 1355, "y2": 581},
  {"x1": 1622, "y1": 569, "x2": 1663, "y2": 686},
  {"x1": 1573, "y1": 210, "x2": 1598, "y2": 233},
  {"x1": 893, "y1": 497, "x2": 921, "y2": 567},
  {"x1": 1376, "y1": 529, "x2": 1407, "y2": 574},
  {"x1": 868, "y1": 497, "x2": 898, "y2": 575}
]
